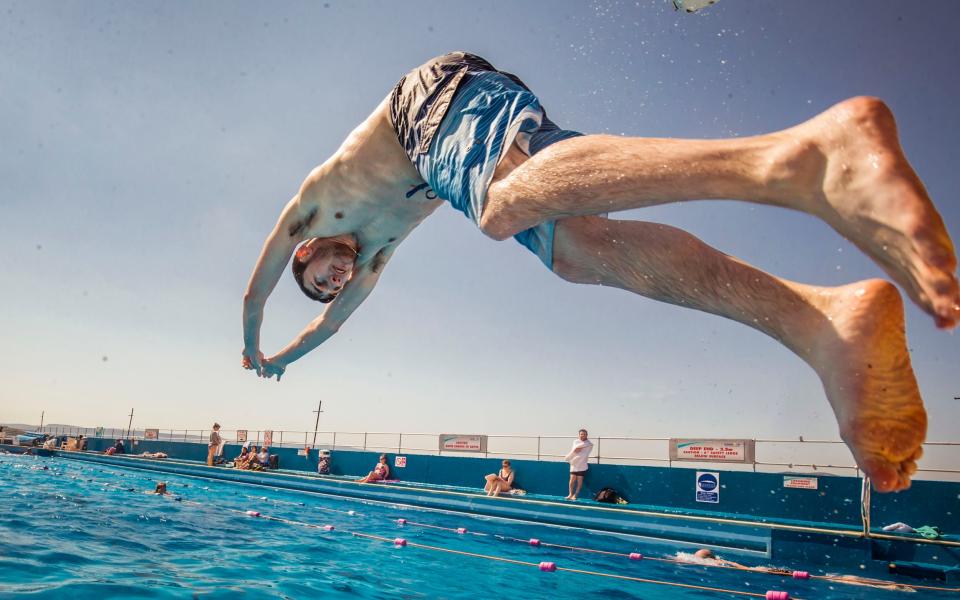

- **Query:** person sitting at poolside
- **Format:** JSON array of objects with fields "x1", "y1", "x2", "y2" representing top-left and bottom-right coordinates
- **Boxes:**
[
  {"x1": 484, "y1": 460, "x2": 516, "y2": 497},
  {"x1": 358, "y1": 454, "x2": 390, "y2": 483},
  {"x1": 257, "y1": 446, "x2": 270, "y2": 467},
  {"x1": 113, "y1": 440, "x2": 125, "y2": 454},
  {"x1": 42, "y1": 437, "x2": 58, "y2": 450},
  {"x1": 247, "y1": 445, "x2": 268, "y2": 471},
  {"x1": 234, "y1": 446, "x2": 251, "y2": 469}
]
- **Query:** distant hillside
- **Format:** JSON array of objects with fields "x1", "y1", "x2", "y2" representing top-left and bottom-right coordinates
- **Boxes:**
[{"x1": 0, "y1": 422, "x2": 82, "y2": 432}]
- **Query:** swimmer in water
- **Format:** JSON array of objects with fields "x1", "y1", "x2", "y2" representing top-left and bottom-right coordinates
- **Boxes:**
[
  {"x1": 684, "y1": 549, "x2": 916, "y2": 592},
  {"x1": 153, "y1": 482, "x2": 168, "y2": 495},
  {"x1": 242, "y1": 52, "x2": 959, "y2": 493}
]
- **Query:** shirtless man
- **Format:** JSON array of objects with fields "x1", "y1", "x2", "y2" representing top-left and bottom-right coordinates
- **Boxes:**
[{"x1": 242, "y1": 52, "x2": 959, "y2": 493}]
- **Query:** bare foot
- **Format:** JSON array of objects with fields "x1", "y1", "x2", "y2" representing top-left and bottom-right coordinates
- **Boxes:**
[
  {"x1": 785, "y1": 97, "x2": 960, "y2": 328},
  {"x1": 807, "y1": 279, "x2": 927, "y2": 492}
]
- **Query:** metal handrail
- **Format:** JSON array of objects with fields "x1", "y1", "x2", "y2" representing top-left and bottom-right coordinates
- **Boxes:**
[{"x1": 24, "y1": 424, "x2": 960, "y2": 477}]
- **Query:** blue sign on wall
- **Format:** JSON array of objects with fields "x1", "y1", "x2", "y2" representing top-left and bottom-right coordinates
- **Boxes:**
[{"x1": 696, "y1": 471, "x2": 720, "y2": 503}]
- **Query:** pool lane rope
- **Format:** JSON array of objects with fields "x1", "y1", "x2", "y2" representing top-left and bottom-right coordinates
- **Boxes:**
[
  {"x1": 60, "y1": 467, "x2": 958, "y2": 595},
  {"x1": 214, "y1": 501, "x2": 800, "y2": 599},
  {"x1": 220, "y1": 499, "x2": 955, "y2": 595}
]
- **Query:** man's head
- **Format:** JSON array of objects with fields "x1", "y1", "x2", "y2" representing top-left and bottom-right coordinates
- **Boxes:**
[
  {"x1": 213, "y1": 423, "x2": 220, "y2": 431},
  {"x1": 694, "y1": 548, "x2": 716, "y2": 560},
  {"x1": 578, "y1": 429, "x2": 588, "y2": 441},
  {"x1": 292, "y1": 238, "x2": 359, "y2": 303}
]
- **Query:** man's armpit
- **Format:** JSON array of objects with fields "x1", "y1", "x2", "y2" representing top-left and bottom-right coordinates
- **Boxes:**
[
  {"x1": 287, "y1": 206, "x2": 318, "y2": 237},
  {"x1": 370, "y1": 250, "x2": 388, "y2": 274}
]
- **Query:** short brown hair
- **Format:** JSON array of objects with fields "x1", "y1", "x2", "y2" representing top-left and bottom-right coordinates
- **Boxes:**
[{"x1": 291, "y1": 242, "x2": 337, "y2": 303}]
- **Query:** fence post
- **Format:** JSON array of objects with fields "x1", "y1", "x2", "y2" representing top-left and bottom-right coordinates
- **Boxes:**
[
  {"x1": 363, "y1": 432, "x2": 368, "y2": 452},
  {"x1": 332, "y1": 432, "x2": 337, "y2": 451},
  {"x1": 860, "y1": 476, "x2": 872, "y2": 537},
  {"x1": 596, "y1": 437, "x2": 601, "y2": 465},
  {"x1": 398, "y1": 433, "x2": 403, "y2": 454},
  {"x1": 537, "y1": 436, "x2": 541, "y2": 461},
  {"x1": 279, "y1": 430, "x2": 284, "y2": 448}
]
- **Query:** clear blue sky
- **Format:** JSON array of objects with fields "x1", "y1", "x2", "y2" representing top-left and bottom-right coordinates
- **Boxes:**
[{"x1": 1, "y1": 2, "x2": 957, "y2": 457}]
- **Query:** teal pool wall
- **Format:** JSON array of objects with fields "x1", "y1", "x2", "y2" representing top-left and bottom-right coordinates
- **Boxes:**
[{"x1": 85, "y1": 438, "x2": 959, "y2": 535}]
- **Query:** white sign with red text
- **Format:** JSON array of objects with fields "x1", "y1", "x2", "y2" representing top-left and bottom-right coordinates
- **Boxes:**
[{"x1": 670, "y1": 439, "x2": 755, "y2": 463}]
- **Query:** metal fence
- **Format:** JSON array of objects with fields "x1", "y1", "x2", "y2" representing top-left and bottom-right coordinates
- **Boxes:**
[{"x1": 33, "y1": 424, "x2": 960, "y2": 481}]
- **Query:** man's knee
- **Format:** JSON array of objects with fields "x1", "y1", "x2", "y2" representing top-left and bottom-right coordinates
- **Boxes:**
[{"x1": 479, "y1": 183, "x2": 524, "y2": 241}]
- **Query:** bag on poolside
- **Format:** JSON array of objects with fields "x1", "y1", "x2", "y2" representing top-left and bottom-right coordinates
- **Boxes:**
[{"x1": 594, "y1": 487, "x2": 627, "y2": 504}]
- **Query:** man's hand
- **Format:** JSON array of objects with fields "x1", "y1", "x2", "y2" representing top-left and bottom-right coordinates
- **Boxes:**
[
  {"x1": 242, "y1": 348, "x2": 265, "y2": 376},
  {"x1": 261, "y1": 357, "x2": 286, "y2": 382}
]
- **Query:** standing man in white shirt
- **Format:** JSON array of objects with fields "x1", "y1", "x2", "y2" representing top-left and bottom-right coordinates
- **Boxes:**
[{"x1": 564, "y1": 428, "x2": 594, "y2": 500}]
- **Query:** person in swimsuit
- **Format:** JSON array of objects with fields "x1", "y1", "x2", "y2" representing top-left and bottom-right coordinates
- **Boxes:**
[
  {"x1": 484, "y1": 460, "x2": 516, "y2": 497},
  {"x1": 358, "y1": 454, "x2": 390, "y2": 483},
  {"x1": 242, "y1": 51, "x2": 960, "y2": 493},
  {"x1": 685, "y1": 549, "x2": 915, "y2": 591}
]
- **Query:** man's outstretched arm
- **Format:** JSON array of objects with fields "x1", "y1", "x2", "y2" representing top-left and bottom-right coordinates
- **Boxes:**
[
  {"x1": 242, "y1": 194, "x2": 315, "y2": 374},
  {"x1": 260, "y1": 246, "x2": 397, "y2": 380}
]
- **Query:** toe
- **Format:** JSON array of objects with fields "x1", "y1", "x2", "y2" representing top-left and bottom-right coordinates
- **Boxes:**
[{"x1": 862, "y1": 457, "x2": 900, "y2": 492}]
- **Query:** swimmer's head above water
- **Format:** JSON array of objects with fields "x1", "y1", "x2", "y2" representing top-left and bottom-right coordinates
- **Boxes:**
[{"x1": 291, "y1": 237, "x2": 358, "y2": 303}]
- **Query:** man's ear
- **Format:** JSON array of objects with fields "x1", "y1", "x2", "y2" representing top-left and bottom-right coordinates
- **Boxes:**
[{"x1": 295, "y1": 239, "x2": 319, "y2": 263}]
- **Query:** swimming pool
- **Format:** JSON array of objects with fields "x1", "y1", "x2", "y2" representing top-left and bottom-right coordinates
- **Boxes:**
[{"x1": 0, "y1": 453, "x2": 953, "y2": 599}]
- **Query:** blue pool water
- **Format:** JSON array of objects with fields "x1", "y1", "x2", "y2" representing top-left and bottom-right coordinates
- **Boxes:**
[{"x1": 0, "y1": 454, "x2": 951, "y2": 599}]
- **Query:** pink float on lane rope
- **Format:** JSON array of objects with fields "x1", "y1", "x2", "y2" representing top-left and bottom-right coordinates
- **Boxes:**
[
  {"x1": 791, "y1": 571, "x2": 809, "y2": 580},
  {"x1": 396, "y1": 518, "x2": 407, "y2": 525},
  {"x1": 529, "y1": 538, "x2": 541, "y2": 546},
  {"x1": 394, "y1": 538, "x2": 407, "y2": 546},
  {"x1": 322, "y1": 525, "x2": 335, "y2": 531},
  {"x1": 245, "y1": 510, "x2": 260, "y2": 517},
  {"x1": 539, "y1": 562, "x2": 557, "y2": 572},
  {"x1": 629, "y1": 552, "x2": 643, "y2": 560},
  {"x1": 456, "y1": 527, "x2": 467, "y2": 534},
  {"x1": 765, "y1": 592, "x2": 789, "y2": 600}
]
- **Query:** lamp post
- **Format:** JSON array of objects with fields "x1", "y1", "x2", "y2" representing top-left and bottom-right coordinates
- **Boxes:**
[
  {"x1": 311, "y1": 401, "x2": 323, "y2": 448},
  {"x1": 126, "y1": 408, "x2": 134, "y2": 438}
]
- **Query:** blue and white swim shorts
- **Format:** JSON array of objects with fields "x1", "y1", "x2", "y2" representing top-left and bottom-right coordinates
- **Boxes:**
[{"x1": 389, "y1": 52, "x2": 582, "y2": 269}]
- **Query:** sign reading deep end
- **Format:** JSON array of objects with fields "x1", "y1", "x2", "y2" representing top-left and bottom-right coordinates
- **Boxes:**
[
  {"x1": 670, "y1": 439, "x2": 755, "y2": 463},
  {"x1": 439, "y1": 434, "x2": 488, "y2": 453}
]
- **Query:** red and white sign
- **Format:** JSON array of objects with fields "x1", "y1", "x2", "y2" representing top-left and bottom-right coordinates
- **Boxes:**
[
  {"x1": 670, "y1": 439, "x2": 755, "y2": 463},
  {"x1": 438, "y1": 434, "x2": 488, "y2": 453},
  {"x1": 263, "y1": 430, "x2": 273, "y2": 446},
  {"x1": 783, "y1": 476, "x2": 818, "y2": 490},
  {"x1": 144, "y1": 429, "x2": 159, "y2": 440},
  {"x1": 394, "y1": 456, "x2": 407, "y2": 468},
  {"x1": 236, "y1": 430, "x2": 248, "y2": 443}
]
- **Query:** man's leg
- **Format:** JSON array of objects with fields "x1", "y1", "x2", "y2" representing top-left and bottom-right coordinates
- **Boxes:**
[
  {"x1": 552, "y1": 216, "x2": 925, "y2": 492},
  {"x1": 572, "y1": 475, "x2": 584, "y2": 500},
  {"x1": 567, "y1": 474, "x2": 576, "y2": 500},
  {"x1": 206, "y1": 446, "x2": 215, "y2": 466},
  {"x1": 484, "y1": 98, "x2": 958, "y2": 327}
]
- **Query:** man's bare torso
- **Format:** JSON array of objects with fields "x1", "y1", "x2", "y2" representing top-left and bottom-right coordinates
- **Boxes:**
[{"x1": 293, "y1": 96, "x2": 444, "y2": 265}]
